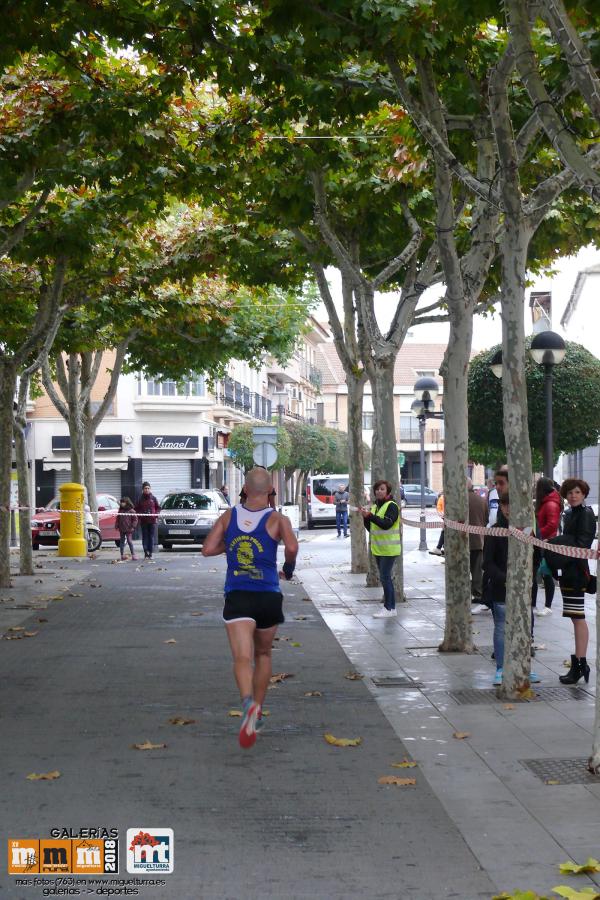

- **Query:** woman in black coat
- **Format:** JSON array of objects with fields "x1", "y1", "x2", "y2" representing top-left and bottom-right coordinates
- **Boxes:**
[{"x1": 545, "y1": 478, "x2": 596, "y2": 684}]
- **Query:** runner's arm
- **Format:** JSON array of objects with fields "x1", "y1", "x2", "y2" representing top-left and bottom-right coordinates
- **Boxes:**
[
  {"x1": 278, "y1": 512, "x2": 299, "y2": 580},
  {"x1": 201, "y1": 510, "x2": 231, "y2": 557}
]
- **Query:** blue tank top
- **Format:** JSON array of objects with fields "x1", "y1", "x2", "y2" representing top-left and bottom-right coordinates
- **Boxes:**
[{"x1": 224, "y1": 505, "x2": 280, "y2": 593}]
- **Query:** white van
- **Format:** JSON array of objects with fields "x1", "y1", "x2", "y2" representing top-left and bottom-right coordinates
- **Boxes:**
[{"x1": 306, "y1": 474, "x2": 350, "y2": 529}]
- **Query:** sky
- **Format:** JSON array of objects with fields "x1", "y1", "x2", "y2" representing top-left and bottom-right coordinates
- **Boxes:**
[{"x1": 317, "y1": 243, "x2": 600, "y2": 353}]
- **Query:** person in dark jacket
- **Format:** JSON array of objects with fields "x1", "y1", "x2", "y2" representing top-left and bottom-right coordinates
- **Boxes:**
[
  {"x1": 532, "y1": 477, "x2": 562, "y2": 616},
  {"x1": 333, "y1": 484, "x2": 349, "y2": 538},
  {"x1": 116, "y1": 497, "x2": 138, "y2": 561},
  {"x1": 545, "y1": 478, "x2": 596, "y2": 684},
  {"x1": 359, "y1": 480, "x2": 401, "y2": 618},
  {"x1": 135, "y1": 481, "x2": 161, "y2": 560}
]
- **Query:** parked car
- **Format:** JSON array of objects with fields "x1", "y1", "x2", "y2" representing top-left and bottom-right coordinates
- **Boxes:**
[
  {"x1": 158, "y1": 489, "x2": 229, "y2": 549},
  {"x1": 401, "y1": 484, "x2": 439, "y2": 507},
  {"x1": 31, "y1": 493, "x2": 121, "y2": 549}
]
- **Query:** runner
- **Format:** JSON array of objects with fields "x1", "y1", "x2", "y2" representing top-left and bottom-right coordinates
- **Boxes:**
[{"x1": 202, "y1": 467, "x2": 299, "y2": 749}]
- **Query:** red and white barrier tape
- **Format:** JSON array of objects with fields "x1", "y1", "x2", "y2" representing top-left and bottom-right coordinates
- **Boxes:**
[
  {"x1": 400, "y1": 513, "x2": 599, "y2": 560},
  {"x1": 1, "y1": 506, "x2": 158, "y2": 518}
]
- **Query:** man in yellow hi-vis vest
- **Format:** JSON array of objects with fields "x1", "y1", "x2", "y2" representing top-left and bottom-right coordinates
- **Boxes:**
[{"x1": 359, "y1": 480, "x2": 402, "y2": 618}]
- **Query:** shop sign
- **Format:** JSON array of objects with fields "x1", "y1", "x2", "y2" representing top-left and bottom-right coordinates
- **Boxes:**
[
  {"x1": 52, "y1": 434, "x2": 122, "y2": 452},
  {"x1": 142, "y1": 435, "x2": 199, "y2": 452}
]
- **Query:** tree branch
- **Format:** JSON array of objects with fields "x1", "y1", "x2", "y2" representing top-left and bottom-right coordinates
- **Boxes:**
[
  {"x1": 309, "y1": 169, "x2": 363, "y2": 286},
  {"x1": 506, "y1": 0, "x2": 600, "y2": 200},
  {"x1": 385, "y1": 52, "x2": 501, "y2": 207},
  {"x1": 0, "y1": 188, "x2": 51, "y2": 258},
  {"x1": 41, "y1": 355, "x2": 69, "y2": 420},
  {"x1": 538, "y1": 0, "x2": 600, "y2": 123},
  {"x1": 372, "y1": 202, "x2": 422, "y2": 289},
  {"x1": 0, "y1": 167, "x2": 36, "y2": 213},
  {"x1": 91, "y1": 335, "x2": 135, "y2": 429}
]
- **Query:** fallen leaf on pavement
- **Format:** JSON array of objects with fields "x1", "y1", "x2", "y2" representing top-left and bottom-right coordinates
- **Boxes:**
[
  {"x1": 304, "y1": 691, "x2": 322, "y2": 697},
  {"x1": 228, "y1": 710, "x2": 242, "y2": 717},
  {"x1": 301, "y1": 596, "x2": 312, "y2": 602},
  {"x1": 391, "y1": 760, "x2": 417, "y2": 768},
  {"x1": 294, "y1": 615, "x2": 308, "y2": 621},
  {"x1": 378, "y1": 775, "x2": 416, "y2": 786},
  {"x1": 503, "y1": 704, "x2": 515, "y2": 710},
  {"x1": 23, "y1": 631, "x2": 38, "y2": 638},
  {"x1": 559, "y1": 858, "x2": 600, "y2": 875},
  {"x1": 563, "y1": 659, "x2": 571, "y2": 667},
  {"x1": 545, "y1": 779, "x2": 561, "y2": 785},
  {"x1": 163, "y1": 639, "x2": 177, "y2": 644},
  {"x1": 168, "y1": 717, "x2": 196, "y2": 726},
  {"x1": 453, "y1": 731, "x2": 471, "y2": 740},
  {"x1": 26, "y1": 770, "x2": 61, "y2": 781},
  {"x1": 324, "y1": 733, "x2": 362, "y2": 747},
  {"x1": 68, "y1": 593, "x2": 83, "y2": 598},
  {"x1": 270, "y1": 672, "x2": 294, "y2": 683},
  {"x1": 552, "y1": 887, "x2": 600, "y2": 899},
  {"x1": 37, "y1": 618, "x2": 48, "y2": 623},
  {"x1": 131, "y1": 741, "x2": 167, "y2": 751},
  {"x1": 49, "y1": 595, "x2": 63, "y2": 601},
  {"x1": 290, "y1": 641, "x2": 302, "y2": 647},
  {"x1": 190, "y1": 612, "x2": 203, "y2": 616},
  {"x1": 344, "y1": 671, "x2": 363, "y2": 680},
  {"x1": 518, "y1": 687, "x2": 536, "y2": 701},
  {"x1": 8, "y1": 626, "x2": 24, "y2": 632}
]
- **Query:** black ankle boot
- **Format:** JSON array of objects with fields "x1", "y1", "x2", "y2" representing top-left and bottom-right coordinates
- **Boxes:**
[
  {"x1": 578, "y1": 657, "x2": 590, "y2": 684},
  {"x1": 559, "y1": 654, "x2": 589, "y2": 685}
]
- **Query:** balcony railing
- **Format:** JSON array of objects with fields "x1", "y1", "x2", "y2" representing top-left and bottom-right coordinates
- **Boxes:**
[
  {"x1": 398, "y1": 424, "x2": 445, "y2": 443},
  {"x1": 214, "y1": 381, "x2": 272, "y2": 421}
]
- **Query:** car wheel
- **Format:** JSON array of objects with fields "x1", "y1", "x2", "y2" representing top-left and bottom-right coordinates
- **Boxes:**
[
  {"x1": 307, "y1": 519, "x2": 315, "y2": 529},
  {"x1": 161, "y1": 542, "x2": 173, "y2": 550},
  {"x1": 87, "y1": 530, "x2": 102, "y2": 553}
]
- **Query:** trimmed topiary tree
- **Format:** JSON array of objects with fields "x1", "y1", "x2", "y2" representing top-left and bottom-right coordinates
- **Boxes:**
[{"x1": 468, "y1": 340, "x2": 600, "y2": 470}]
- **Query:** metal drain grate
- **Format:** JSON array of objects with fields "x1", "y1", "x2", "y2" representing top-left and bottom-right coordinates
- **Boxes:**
[
  {"x1": 371, "y1": 674, "x2": 422, "y2": 688},
  {"x1": 521, "y1": 758, "x2": 600, "y2": 785},
  {"x1": 443, "y1": 686, "x2": 593, "y2": 705}
]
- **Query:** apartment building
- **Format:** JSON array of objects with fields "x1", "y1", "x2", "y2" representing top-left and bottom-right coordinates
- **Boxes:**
[
  {"x1": 315, "y1": 341, "x2": 447, "y2": 492},
  {"x1": 26, "y1": 317, "x2": 330, "y2": 506}
]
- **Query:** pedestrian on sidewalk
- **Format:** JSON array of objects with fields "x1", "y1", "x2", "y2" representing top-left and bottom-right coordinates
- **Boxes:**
[
  {"x1": 532, "y1": 477, "x2": 561, "y2": 617},
  {"x1": 221, "y1": 484, "x2": 231, "y2": 505},
  {"x1": 468, "y1": 478, "x2": 489, "y2": 614},
  {"x1": 544, "y1": 478, "x2": 596, "y2": 685},
  {"x1": 135, "y1": 481, "x2": 160, "y2": 560},
  {"x1": 359, "y1": 480, "x2": 401, "y2": 619},
  {"x1": 483, "y1": 470, "x2": 541, "y2": 686},
  {"x1": 116, "y1": 497, "x2": 138, "y2": 561},
  {"x1": 202, "y1": 467, "x2": 299, "y2": 749},
  {"x1": 333, "y1": 483, "x2": 349, "y2": 538},
  {"x1": 430, "y1": 491, "x2": 445, "y2": 556}
]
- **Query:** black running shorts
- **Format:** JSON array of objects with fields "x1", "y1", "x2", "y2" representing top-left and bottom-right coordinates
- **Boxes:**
[{"x1": 223, "y1": 590, "x2": 284, "y2": 630}]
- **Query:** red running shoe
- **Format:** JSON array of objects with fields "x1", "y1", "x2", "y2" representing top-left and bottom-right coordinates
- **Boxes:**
[{"x1": 239, "y1": 701, "x2": 261, "y2": 749}]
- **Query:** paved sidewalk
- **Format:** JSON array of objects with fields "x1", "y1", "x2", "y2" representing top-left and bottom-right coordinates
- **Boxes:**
[
  {"x1": 298, "y1": 545, "x2": 600, "y2": 898},
  {"x1": 1, "y1": 547, "x2": 493, "y2": 900}
]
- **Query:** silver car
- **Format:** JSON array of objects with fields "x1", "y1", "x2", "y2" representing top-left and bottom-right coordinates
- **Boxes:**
[{"x1": 158, "y1": 489, "x2": 229, "y2": 549}]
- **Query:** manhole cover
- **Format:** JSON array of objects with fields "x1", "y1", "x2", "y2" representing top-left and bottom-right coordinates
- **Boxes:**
[
  {"x1": 371, "y1": 675, "x2": 421, "y2": 688},
  {"x1": 521, "y1": 758, "x2": 600, "y2": 784},
  {"x1": 443, "y1": 686, "x2": 593, "y2": 705}
]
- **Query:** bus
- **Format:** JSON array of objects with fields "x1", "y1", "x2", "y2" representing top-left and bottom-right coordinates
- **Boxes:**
[{"x1": 306, "y1": 474, "x2": 351, "y2": 529}]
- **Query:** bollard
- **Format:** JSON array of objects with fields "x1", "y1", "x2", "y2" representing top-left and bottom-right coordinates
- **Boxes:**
[{"x1": 57, "y1": 482, "x2": 87, "y2": 557}]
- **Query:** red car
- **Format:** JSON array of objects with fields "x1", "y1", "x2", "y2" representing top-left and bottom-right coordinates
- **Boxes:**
[{"x1": 31, "y1": 494, "x2": 121, "y2": 549}]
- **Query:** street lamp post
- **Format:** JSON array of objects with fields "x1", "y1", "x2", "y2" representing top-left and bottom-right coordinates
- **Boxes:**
[
  {"x1": 411, "y1": 376, "x2": 443, "y2": 552},
  {"x1": 530, "y1": 331, "x2": 566, "y2": 479},
  {"x1": 490, "y1": 333, "x2": 565, "y2": 479}
]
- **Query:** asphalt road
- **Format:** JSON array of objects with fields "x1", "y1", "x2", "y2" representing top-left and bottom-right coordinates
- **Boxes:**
[{"x1": 0, "y1": 533, "x2": 491, "y2": 900}]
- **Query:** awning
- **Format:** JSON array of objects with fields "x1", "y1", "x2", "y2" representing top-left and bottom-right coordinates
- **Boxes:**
[{"x1": 43, "y1": 459, "x2": 129, "y2": 472}]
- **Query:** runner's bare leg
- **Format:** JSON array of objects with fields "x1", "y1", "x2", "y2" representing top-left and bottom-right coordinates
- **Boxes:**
[
  {"x1": 225, "y1": 620, "x2": 256, "y2": 700},
  {"x1": 253, "y1": 625, "x2": 278, "y2": 706}
]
